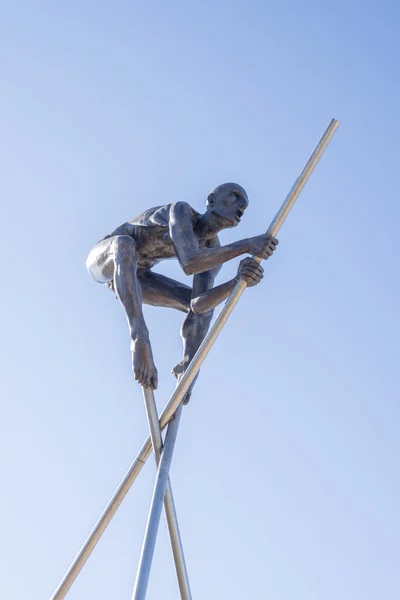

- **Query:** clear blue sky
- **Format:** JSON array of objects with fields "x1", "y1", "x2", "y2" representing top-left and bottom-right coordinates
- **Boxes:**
[{"x1": 1, "y1": 1, "x2": 399, "y2": 599}]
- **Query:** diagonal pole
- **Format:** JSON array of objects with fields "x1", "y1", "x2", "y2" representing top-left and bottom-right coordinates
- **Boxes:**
[
  {"x1": 132, "y1": 404, "x2": 183, "y2": 599},
  {"x1": 131, "y1": 114, "x2": 339, "y2": 594},
  {"x1": 141, "y1": 388, "x2": 191, "y2": 599},
  {"x1": 49, "y1": 118, "x2": 339, "y2": 600}
]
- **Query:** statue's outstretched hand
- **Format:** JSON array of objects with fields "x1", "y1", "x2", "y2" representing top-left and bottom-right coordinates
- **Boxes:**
[
  {"x1": 247, "y1": 233, "x2": 278, "y2": 260},
  {"x1": 237, "y1": 257, "x2": 264, "y2": 287}
]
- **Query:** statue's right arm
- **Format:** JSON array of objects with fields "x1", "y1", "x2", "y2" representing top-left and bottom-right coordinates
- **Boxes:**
[
  {"x1": 190, "y1": 278, "x2": 238, "y2": 313},
  {"x1": 169, "y1": 202, "x2": 251, "y2": 275}
]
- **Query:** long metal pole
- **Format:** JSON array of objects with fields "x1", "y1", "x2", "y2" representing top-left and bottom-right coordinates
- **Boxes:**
[
  {"x1": 141, "y1": 388, "x2": 191, "y2": 599},
  {"x1": 142, "y1": 119, "x2": 340, "y2": 426},
  {"x1": 133, "y1": 118, "x2": 339, "y2": 597},
  {"x1": 132, "y1": 405, "x2": 183, "y2": 599},
  {"x1": 50, "y1": 118, "x2": 339, "y2": 600}
]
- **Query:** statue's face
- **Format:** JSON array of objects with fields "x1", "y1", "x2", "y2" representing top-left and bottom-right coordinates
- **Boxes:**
[{"x1": 208, "y1": 183, "x2": 249, "y2": 227}]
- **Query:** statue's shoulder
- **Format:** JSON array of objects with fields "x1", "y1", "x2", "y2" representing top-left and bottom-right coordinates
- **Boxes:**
[
  {"x1": 129, "y1": 204, "x2": 171, "y2": 227},
  {"x1": 130, "y1": 202, "x2": 198, "y2": 227},
  {"x1": 169, "y1": 201, "x2": 199, "y2": 221}
]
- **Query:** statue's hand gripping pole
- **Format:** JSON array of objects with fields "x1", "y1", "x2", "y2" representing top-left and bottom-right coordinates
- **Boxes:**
[
  {"x1": 50, "y1": 118, "x2": 339, "y2": 600},
  {"x1": 155, "y1": 118, "x2": 340, "y2": 425}
]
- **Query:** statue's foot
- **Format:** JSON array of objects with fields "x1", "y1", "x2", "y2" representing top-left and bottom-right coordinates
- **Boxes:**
[
  {"x1": 171, "y1": 359, "x2": 189, "y2": 379},
  {"x1": 131, "y1": 337, "x2": 158, "y2": 389},
  {"x1": 182, "y1": 387, "x2": 194, "y2": 405},
  {"x1": 172, "y1": 359, "x2": 198, "y2": 404}
]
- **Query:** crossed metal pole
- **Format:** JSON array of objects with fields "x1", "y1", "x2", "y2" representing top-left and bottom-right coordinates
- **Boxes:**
[{"x1": 50, "y1": 118, "x2": 339, "y2": 600}]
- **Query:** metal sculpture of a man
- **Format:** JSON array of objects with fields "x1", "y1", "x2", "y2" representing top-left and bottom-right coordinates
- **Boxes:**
[{"x1": 86, "y1": 183, "x2": 278, "y2": 401}]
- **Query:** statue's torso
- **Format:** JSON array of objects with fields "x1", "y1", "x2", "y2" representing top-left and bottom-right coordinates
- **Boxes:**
[{"x1": 108, "y1": 204, "x2": 211, "y2": 271}]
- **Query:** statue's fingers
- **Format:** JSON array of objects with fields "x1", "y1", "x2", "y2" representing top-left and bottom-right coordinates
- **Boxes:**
[
  {"x1": 243, "y1": 264, "x2": 263, "y2": 277},
  {"x1": 247, "y1": 258, "x2": 263, "y2": 271},
  {"x1": 242, "y1": 257, "x2": 254, "y2": 269},
  {"x1": 252, "y1": 271, "x2": 264, "y2": 282},
  {"x1": 242, "y1": 271, "x2": 262, "y2": 284},
  {"x1": 139, "y1": 370, "x2": 147, "y2": 386},
  {"x1": 242, "y1": 270, "x2": 260, "y2": 284}
]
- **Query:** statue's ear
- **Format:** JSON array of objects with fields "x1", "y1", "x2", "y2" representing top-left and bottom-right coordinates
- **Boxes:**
[{"x1": 207, "y1": 193, "x2": 214, "y2": 206}]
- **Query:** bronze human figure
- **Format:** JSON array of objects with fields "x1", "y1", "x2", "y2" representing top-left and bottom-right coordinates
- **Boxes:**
[{"x1": 86, "y1": 183, "x2": 278, "y2": 402}]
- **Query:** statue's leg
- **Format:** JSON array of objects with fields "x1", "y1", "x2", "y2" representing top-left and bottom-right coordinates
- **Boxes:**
[
  {"x1": 138, "y1": 270, "x2": 192, "y2": 312},
  {"x1": 172, "y1": 309, "x2": 214, "y2": 403},
  {"x1": 86, "y1": 236, "x2": 158, "y2": 389},
  {"x1": 138, "y1": 271, "x2": 210, "y2": 402}
]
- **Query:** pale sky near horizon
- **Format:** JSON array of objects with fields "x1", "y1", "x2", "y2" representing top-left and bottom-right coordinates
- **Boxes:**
[{"x1": 1, "y1": 2, "x2": 399, "y2": 599}]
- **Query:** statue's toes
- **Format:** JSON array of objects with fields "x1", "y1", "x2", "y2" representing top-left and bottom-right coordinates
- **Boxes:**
[
  {"x1": 150, "y1": 369, "x2": 158, "y2": 390},
  {"x1": 172, "y1": 362, "x2": 185, "y2": 377},
  {"x1": 134, "y1": 368, "x2": 143, "y2": 385},
  {"x1": 182, "y1": 390, "x2": 192, "y2": 405}
]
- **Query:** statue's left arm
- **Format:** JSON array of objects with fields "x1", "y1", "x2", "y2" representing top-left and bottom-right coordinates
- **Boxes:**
[
  {"x1": 172, "y1": 238, "x2": 221, "y2": 393},
  {"x1": 190, "y1": 257, "x2": 264, "y2": 314},
  {"x1": 173, "y1": 243, "x2": 264, "y2": 401}
]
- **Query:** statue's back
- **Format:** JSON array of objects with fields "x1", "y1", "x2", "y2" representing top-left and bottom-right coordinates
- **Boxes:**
[{"x1": 130, "y1": 205, "x2": 172, "y2": 229}]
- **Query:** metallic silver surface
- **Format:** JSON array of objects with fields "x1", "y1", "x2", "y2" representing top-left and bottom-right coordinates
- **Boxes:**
[
  {"x1": 266, "y1": 118, "x2": 339, "y2": 239},
  {"x1": 157, "y1": 119, "x2": 340, "y2": 426},
  {"x1": 132, "y1": 405, "x2": 183, "y2": 600},
  {"x1": 142, "y1": 388, "x2": 191, "y2": 599},
  {"x1": 50, "y1": 437, "x2": 152, "y2": 600},
  {"x1": 50, "y1": 119, "x2": 339, "y2": 600}
]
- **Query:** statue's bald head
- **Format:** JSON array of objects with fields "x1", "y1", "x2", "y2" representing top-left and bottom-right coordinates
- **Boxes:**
[
  {"x1": 207, "y1": 182, "x2": 248, "y2": 205},
  {"x1": 206, "y1": 182, "x2": 249, "y2": 227}
]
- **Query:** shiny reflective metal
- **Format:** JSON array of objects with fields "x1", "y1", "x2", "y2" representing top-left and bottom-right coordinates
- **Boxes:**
[
  {"x1": 133, "y1": 404, "x2": 183, "y2": 599},
  {"x1": 50, "y1": 118, "x2": 339, "y2": 600},
  {"x1": 141, "y1": 388, "x2": 191, "y2": 599}
]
